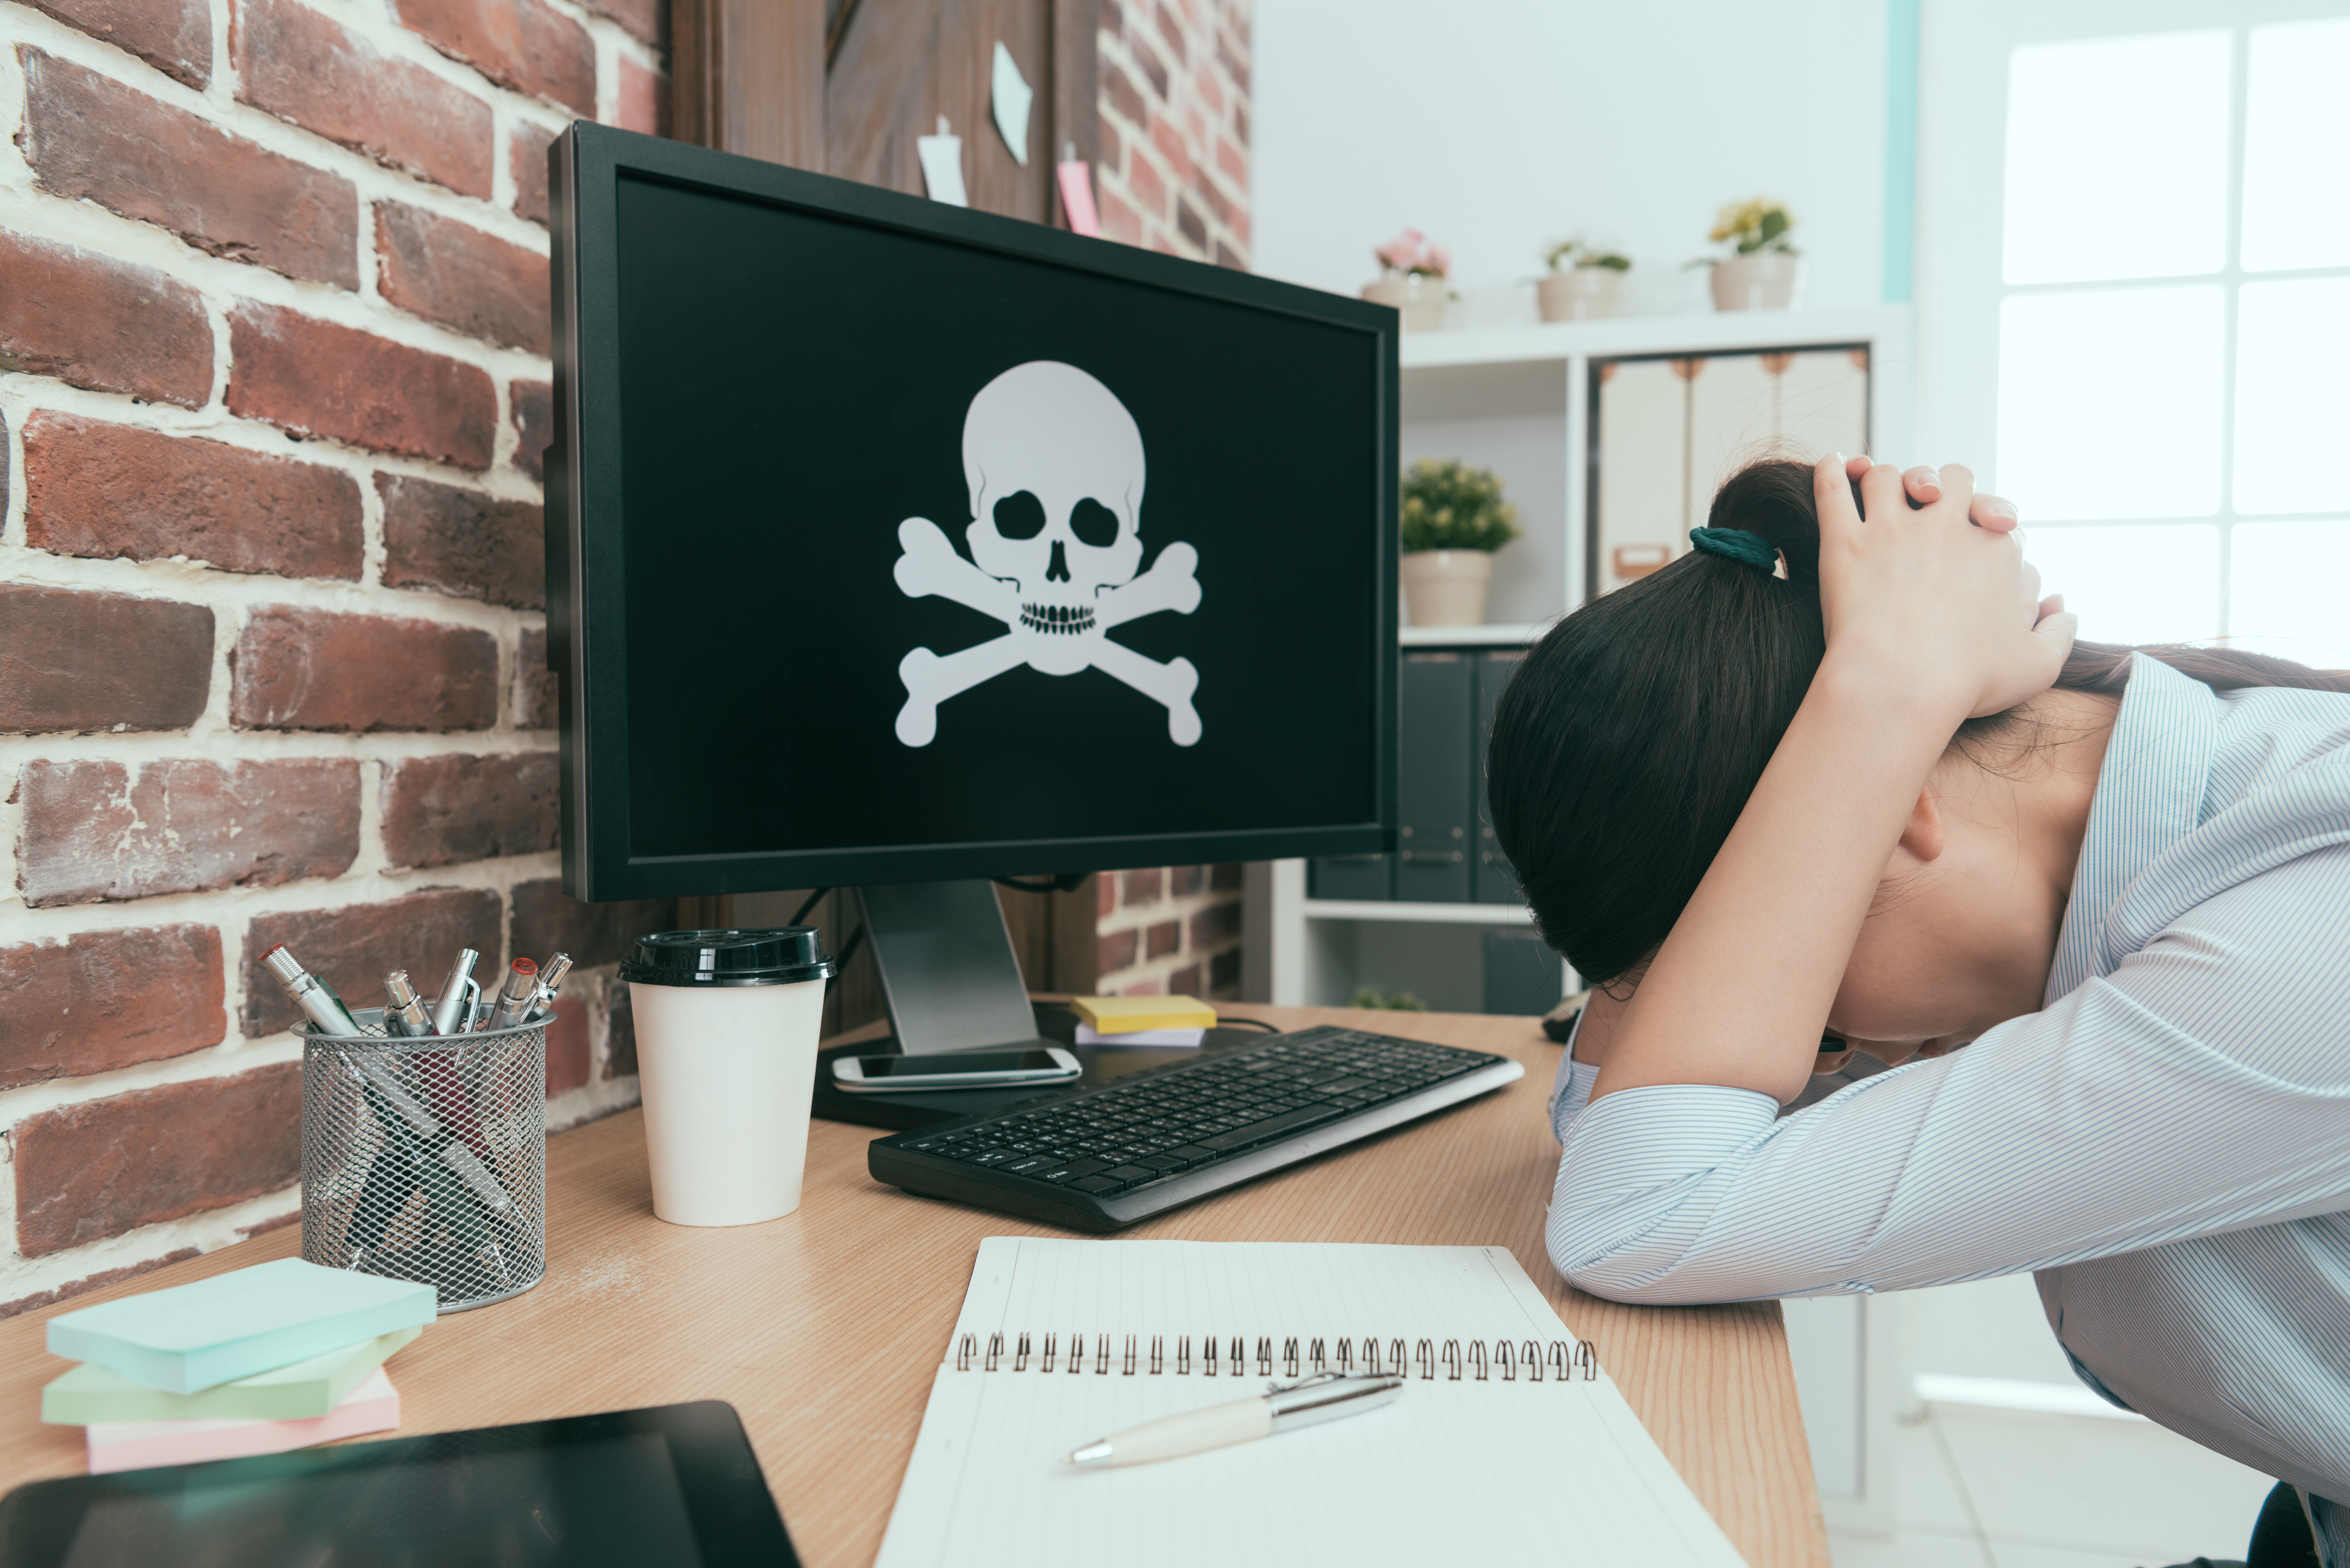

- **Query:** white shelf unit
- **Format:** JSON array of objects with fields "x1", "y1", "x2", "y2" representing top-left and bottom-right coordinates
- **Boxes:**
[{"x1": 1245, "y1": 306, "x2": 1916, "y2": 1013}]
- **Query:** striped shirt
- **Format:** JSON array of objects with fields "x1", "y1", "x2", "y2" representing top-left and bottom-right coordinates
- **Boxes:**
[{"x1": 1545, "y1": 655, "x2": 2350, "y2": 1559}]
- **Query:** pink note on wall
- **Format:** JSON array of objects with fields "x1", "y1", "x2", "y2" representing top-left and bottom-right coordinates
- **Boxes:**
[{"x1": 1057, "y1": 160, "x2": 1100, "y2": 237}]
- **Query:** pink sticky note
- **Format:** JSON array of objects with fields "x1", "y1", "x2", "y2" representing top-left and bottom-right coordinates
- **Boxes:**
[
  {"x1": 85, "y1": 1368, "x2": 400, "y2": 1474},
  {"x1": 1058, "y1": 160, "x2": 1100, "y2": 237}
]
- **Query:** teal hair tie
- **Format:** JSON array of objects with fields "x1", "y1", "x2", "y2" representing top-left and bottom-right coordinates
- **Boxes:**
[{"x1": 1689, "y1": 527, "x2": 1779, "y2": 575}]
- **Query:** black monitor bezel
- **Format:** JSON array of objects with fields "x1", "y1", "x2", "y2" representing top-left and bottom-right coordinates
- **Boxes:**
[{"x1": 549, "y1": 122, "x2": 1400, "y2": 903}]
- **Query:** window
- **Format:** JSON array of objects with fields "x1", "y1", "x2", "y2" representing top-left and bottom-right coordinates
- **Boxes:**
[{"x1": 1993, "y1": 16, "x2": 2350, "y2": 669}]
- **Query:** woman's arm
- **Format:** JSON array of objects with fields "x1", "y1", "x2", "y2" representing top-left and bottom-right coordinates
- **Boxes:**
[
  {"x1": 1591, "y1": 459, "x2": 2074, "y2": 1107},
  {"x1": 1549, "y1": 844, "x2": 2350, "y2": 1301}
]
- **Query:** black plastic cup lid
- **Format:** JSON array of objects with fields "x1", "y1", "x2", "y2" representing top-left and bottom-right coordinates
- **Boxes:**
[{"x1": 619, "y1": 928, "x2": 837, "y2": 987}]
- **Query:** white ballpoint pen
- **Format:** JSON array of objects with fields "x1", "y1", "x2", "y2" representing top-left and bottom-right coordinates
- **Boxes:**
[{"x1": 1064, "y1": 1371, "x2": 1404, "y2": 1466}]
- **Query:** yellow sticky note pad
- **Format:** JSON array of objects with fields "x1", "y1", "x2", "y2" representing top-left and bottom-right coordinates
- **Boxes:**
[{"x1": 1068, "y1": 995, "x2": 1216, "y2": 1035}]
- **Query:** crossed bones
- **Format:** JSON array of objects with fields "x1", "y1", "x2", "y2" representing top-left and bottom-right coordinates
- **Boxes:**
[{"x1": 891, "y1": 517, "x2": 1203, "y2": 747}]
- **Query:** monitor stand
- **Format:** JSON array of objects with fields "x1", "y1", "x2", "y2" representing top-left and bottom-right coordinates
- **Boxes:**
[{"x1": 857, "y1": 879, "x2": 1055, "y2": 1056}]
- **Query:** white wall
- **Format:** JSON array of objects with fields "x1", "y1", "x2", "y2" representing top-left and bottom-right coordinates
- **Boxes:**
[{"x1": 1253, "y1": 0, "x2": 1893, "y2": 321}]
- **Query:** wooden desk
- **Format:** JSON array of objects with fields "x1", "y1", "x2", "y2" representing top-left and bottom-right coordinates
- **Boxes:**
[{"x1": 0, "y1": 1006, "x2": 1828, "y2": 1566}]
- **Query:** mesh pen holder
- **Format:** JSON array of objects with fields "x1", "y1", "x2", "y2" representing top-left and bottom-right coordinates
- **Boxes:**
[{"x1": 301, "y1": 1005, "x2": 549, "y2": 1313}]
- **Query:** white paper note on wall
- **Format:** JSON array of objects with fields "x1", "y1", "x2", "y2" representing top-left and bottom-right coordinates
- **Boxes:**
[
  {"x1": 917, "y1": 117, "x2": 967, "y2": 206},
  {"x1": 991, "y1": 42, "x2": 1033, "y2": 167}
]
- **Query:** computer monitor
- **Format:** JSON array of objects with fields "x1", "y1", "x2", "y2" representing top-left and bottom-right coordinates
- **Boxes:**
[{"x1": 547, "y1": 124, "x2": 1397, "y2": 1056}]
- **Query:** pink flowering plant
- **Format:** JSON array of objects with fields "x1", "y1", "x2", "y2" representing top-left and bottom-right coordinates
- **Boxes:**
[{"x1": 1374, "y1": 229, "x2": 1451, "y2": 280}]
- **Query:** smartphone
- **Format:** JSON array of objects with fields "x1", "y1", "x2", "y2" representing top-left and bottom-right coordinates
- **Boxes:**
[{"x1": 830, "y1": 1047, "x2": 1082, "y2": 1093}]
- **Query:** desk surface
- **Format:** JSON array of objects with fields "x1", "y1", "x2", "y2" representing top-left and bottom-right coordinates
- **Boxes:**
[{"x1": 0, "y1": 1006, "x2": 1828, "y2": 1566}]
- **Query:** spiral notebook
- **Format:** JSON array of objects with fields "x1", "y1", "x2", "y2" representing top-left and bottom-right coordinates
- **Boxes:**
[{"x1": 875, "y1": 1238, "x2": 1747, "y2": 1567}]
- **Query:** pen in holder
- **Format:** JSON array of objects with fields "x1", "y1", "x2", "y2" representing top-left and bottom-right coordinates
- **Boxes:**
[{"x1": 299, "y1": 1005, "x2": 549, "y2": 1313}]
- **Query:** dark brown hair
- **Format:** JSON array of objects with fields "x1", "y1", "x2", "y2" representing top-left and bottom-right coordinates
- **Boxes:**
[{"x1": 1487, "y1": 459, "x2": 2350, "y2": 984}]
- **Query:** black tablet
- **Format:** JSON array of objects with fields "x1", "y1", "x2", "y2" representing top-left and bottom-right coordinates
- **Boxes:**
[{"x1": 0, "y1": 1400, "x2": 798, "y2": 1567}]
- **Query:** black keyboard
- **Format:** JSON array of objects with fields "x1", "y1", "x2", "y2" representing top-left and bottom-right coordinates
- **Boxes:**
[{"x1": 866, "y1": 1025, "x2": 1524, "y2": 1231}]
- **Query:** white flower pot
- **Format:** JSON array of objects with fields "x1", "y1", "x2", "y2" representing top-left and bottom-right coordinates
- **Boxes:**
[
  {"x1": 1537, "y1": 268, "x2": 1624, "y2": 322},
  {"x1": 1362, "y1": 274, "x2": 1447, "y2": 332},
  {"x1": 1709, "y1": 252, "x2": 1803, "y2": 311},
  {"x1": 1400, "y1": 549, "x2": 1494, "y2": 627}
]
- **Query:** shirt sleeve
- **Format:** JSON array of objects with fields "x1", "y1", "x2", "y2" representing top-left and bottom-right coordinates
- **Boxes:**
[{"x1": 1546, "y1": 844, "x2": 2350, "y2": 1304}]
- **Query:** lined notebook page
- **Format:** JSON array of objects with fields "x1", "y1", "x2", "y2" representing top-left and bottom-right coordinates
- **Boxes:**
[{"x1": 876, "y1": 1239, "x2": 1747, "y2": 1568}]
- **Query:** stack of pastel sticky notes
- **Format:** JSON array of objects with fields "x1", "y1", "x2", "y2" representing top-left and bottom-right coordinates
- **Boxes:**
[
  {"x1": 1069, "y1": 994, "x2": 1217, "y2": 1046},
  {"x1": 43, "y1": 1258, "x2": 436, "y2": 1474}
]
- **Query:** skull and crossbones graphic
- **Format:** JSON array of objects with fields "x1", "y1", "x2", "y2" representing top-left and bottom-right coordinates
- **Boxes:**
[{"x1": 891, "y1": 361, "x2": 1203, "y2": 747}]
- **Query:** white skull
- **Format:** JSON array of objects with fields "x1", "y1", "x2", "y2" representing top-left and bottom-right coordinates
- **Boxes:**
[{"x1": 962, "y1": 361, "x2": 1145, "y2": 668}]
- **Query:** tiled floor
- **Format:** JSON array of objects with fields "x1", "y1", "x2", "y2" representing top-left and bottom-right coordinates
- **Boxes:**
[{"x1": 1827, "y1": 1388, "x2": 2276, "y2": 1568}]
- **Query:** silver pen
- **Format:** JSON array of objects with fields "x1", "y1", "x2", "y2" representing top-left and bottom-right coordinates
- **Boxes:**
[
  {"x1": 259, "y1": 945, "x2": 364, "y2": 1037},
  {"x1": 349, "y1": 1057, "x2": 513, "y2": 1217},
  {"x1": 381, "y1": 970, "x2": 436, "y2": 1037},
  {"x1": 1065, "y1": 1371, "x2": 1404, "y2": 1466},
  {"x1": 533, "y1": 952, "x2": 574, "y2": 1015},
  {"x1": 487, "y1": 957, "x2": 540, "y2": 1030},
  {"x1": 429, "y1": 948, "x2": 479, "y2": 1036}
]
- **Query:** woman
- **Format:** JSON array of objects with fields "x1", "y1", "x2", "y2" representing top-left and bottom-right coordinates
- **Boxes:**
[{"x1": 1487, "y1": 455, "x2": 2350, "y2": 1567}]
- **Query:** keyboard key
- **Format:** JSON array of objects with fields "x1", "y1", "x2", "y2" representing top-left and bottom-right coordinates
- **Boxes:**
[
  {"x1": 965, "y1": 1149, "x2": 1012, "y2": 1165},
  {"x1": 1198, "y1": 1103, "x2": 1345, "y2": 1152},
  {"x1": 1131, "y1": 1154, "x2": 1192, "y2": 1173},
  {"x1": 1309, "y1": 1077, "x2": 1372, "y2": 1095},
  {"x1": 1104, "y1": 1165, "x2": 1156, "y2": 1182},
  {"x1": 1164, "y1": 1145, "x2": 1217, "y2": 1164},
  {"x1": 1068, "y1": 1175, "x2": 1125, "y2": 1194},
  {"x1": 1003, "y1": 1156, "x2": 1053, "y2": 1175}
]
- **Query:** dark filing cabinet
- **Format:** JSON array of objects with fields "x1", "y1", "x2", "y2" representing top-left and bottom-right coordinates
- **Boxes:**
[{"x1": 1472, "y1": 651, "x2": 1524, "y2": 904}]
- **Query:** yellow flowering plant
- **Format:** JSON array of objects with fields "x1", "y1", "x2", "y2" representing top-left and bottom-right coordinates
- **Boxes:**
[
  {"x1": 1399, "y1": 459, "x2": 1520, "y2": 553},
  {"x1": 1708, "y1": 197, "x2": 1798, "y2": 257}
]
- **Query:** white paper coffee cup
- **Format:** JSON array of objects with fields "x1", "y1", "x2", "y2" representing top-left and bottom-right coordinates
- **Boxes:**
[{"x1": 620, "y1": 929, "x2": 838, "y2": 1227}]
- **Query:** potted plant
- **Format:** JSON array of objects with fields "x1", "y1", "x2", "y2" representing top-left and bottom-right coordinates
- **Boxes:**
[
  {"x1": 1361, "y1": 229, "x2": 1451, "y2": 332},
  {"x1": 1398, "y1": 458, "x2": 1520, "y2": 626},
  {"x1": 1702, "y1": 198, "x2": 1802, "y2": 311},
  {"x1": 1537, "y1": 240, "x2": 1630, "y2": 322}
]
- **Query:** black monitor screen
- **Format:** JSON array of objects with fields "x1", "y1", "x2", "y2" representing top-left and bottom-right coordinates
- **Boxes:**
[{"x1": 556, "y1": 130, "x2": 1396, "y2": 896}]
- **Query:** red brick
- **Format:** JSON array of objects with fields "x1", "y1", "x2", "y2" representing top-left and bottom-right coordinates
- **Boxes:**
[
  {"x1": 515, "y1": 625, "x2": 558, "y2": 729},
  {"x1": 1152, "y1": 2, "x2": 1187, "y2": 63},
  {"x1": 1121, "y1": 867, "x2": 1164, "y2": 904},
  {"x1": 1169, "y1": 864, "x2": 1202, "y2": 896},
  {"x1": 13, "y1": 1064, "x2": 303, "y2": 1257},
  {"x1": 1208, "y1": 946, "x2": 1240, "y2": 995},
  {"x1": 1121, "y1": 977, "x2": 1164, "y2": 996},
  {"x1": 0, "y1": 926, "x2": 226, "y2": 1091},
  {"x1": 0, "y1": 585, "x2": 212, "y2": 735},
  {"x1": 1187, "y1": 899, "x2": 1241, "y2": 949},
  {"x1": 1145, "y1": 919, "x2": 1179, "y2": 959},
  {"x1": 20, "y1": 50, "x2": 358, "y2": 290},
  {"x1": 242, "y1": 888, "x2": 501, "y2": 1035},
  {"x1": 16, "y1": 758, "x2": 360, "y2": 908},
  {"x1": 512, "y1": 378, "x2": 552, "y2": 482},
  {"x1": 1212, "y1": 238, "x2": 1247, "y2": 271},
  {"x1": 231, "y1": 605, "x2": 499, "y2": 732},
  {"x1": 1233, "y1": 102, "x2": 1248, "y2": 147},
  {"x1": 510, "y1": 122, "x2": 557, "y2": 226},
  {"x1": 577, "y1": 0, "x2": 664, "y2": 45},
  {"x1": 1099, "y1": 119, "x2": 1124, "y2": 175},
  {"x1": 510, "y1": 878, "x2": 678, "y2": 970},
  {"x1": 1100, "y1": 0, "x2": 1126, "y2": 41},
  {"x1": 1102, "y1": 59, "x2": 1147, "y2": 128},
  {"x1": 234, "y1": 0, "x2": 493, "y2": 199},
  {"x1": 378, "y1": 474, "x2": 545, "y2": 609},
  {"x1": 1096, "y1": 873, "x2": 1117, "y2": 918},
  {"x1": 1215, "y1": 134, "x2": 1246, "y2": 187},
  {"x1": 29, "y1": 0, "x2": 209, "y2": 86},
  {"x1": 1176, "y1": 196, "x2": 1208, "y2": 251},
  {"x1": 1210, "y1": 862, "x2": 1242, "y2": 891},
  {"x1": 227, "y1": 302, "x2": 496, "y2": 470},
  {"x1": 0, "y1": 1249, "x2": 201, "y2": 1320},
  {"x1": 1127, "y1": 152, "x2": 1169, "y2": 220},
  {"x1": 374, "y1": 203, "x2": 549, "y2": 355},
  {"x1": 1216, "y1": 29, "x2": 1249, "y2": 95},
  {"x1": 1098, "y1": 186, "x2": 1144, "y2": 246},
  {"x1": 613, "y1": 54, "x2": 667, "y2": 137},
  {"x1": 395, "y1": 0, "x2": 594, "y2": 115},
  {"x1": 1167, "y1": 962, "x2": 1202, "y2": 997},
  {"x1": 1131, "y1": 35, "x2": 1170, "y2": 99},
  {"x1": 1098, "y1": 926, "x2": 1138, "y2": 971},
  {"x1": 1193, "y1": 62, "x2": 1224, "y2": 115},
  {"x1": 0, "y1": 230, "x2": 211, "y2": 407},
  {"x1": 544, "y1": 981, "x2": 590, "y2": 1092},
  {"x1": 381, "y1": 751, "x2": 558, "y2": 869},
  {"x1": 23, "y1": 414, "x2": 363, "y2": 580},
  {"x1": 1148, "y1": 112, "x2": 1192, "y2": 185}
]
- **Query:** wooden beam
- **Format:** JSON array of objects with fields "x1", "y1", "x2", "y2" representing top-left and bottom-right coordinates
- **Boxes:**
[{"x1": 671, "y1": 0, "x2": 827, "y2": 169}]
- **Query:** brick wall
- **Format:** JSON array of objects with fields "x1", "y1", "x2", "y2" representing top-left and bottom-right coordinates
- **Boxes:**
[
  {"x1": 1096, "y1": 0, "x2": 1250, "y2": 266},
  {"x1": 0, "y1": 0, "x2": 665, "y2": 1316},
  {"x1": 1095, "y1": 864, "x2": 1244, "y2": 1000},
  {"x1": 0, "y1": 0, "x2": 1253, "y2": 1317}
]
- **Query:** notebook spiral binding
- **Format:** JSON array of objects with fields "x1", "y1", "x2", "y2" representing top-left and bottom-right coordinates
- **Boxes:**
[{"x1": 956, "y1": 1331, "x2": 1599, "y2": 1381}]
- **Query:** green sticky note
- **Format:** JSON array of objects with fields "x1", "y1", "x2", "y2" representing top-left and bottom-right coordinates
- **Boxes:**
[
  {"x1": 47, "y1": 1259, "x2": 436, "y2": 1393},
  {"x1": 42, "y1": 1325, "x2": 422, "y2": 1424}
]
